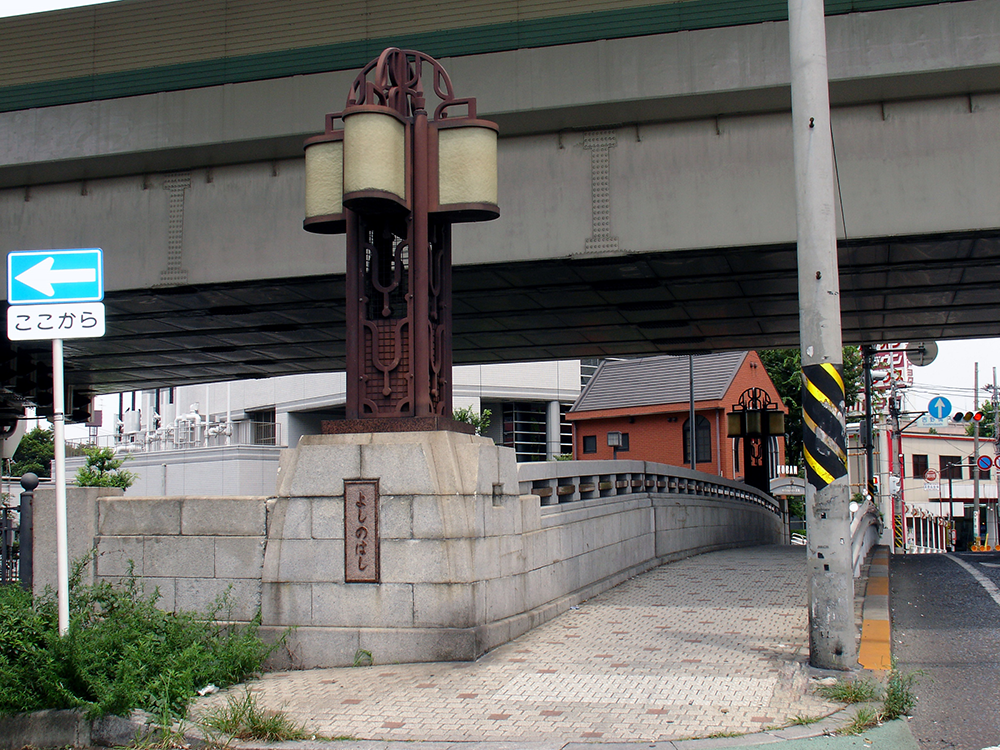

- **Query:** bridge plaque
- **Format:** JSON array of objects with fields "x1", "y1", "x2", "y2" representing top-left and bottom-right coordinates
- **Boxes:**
[{"x1": 344, "y1": 480, "x2": 379, "y2": 583}]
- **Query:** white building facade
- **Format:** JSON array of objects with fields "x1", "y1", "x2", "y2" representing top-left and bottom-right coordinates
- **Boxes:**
[{"x1": 76, "y1": 361, "x2": 583, "y2": 496}]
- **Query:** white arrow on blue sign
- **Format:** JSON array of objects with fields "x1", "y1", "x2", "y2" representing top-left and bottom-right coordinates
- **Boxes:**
[
  {"x1": 928, "y1": 396, "x2": 952, "y2": 420},
  {"x1": 7, "y1": 248, "x2": 104, "y2": 304}
]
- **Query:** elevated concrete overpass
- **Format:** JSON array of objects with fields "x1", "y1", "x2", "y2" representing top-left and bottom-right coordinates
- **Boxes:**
[{"x1": 1, "y1": 0, "x2": 999, "y2": 414}]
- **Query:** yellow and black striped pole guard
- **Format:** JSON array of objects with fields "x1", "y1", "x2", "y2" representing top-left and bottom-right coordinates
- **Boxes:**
[{"x1": 802, "y1": 363, "x2": 848, "y2": 490}]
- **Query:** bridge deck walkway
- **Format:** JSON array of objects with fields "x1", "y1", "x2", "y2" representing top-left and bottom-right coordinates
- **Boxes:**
[{"x1": 192, "y1": 545, "x2": 874, "y2": 743}]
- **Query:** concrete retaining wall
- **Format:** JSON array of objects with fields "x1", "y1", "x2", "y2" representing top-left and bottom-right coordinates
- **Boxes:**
[{"x1": 33, "y1": 436, "x2": 784, "y2": 667}]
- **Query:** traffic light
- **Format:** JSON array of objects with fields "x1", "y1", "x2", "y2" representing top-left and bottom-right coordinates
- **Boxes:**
[
  {"x1": 953, "y1": 411, "x2": 984, "y2": 423},
  {"x1": 868, "y1": 475, "x2": 879, "y2": 499}
]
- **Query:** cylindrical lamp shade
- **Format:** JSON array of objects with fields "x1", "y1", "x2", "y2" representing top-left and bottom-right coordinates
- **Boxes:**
[
  {"x1": 343, "y1": 108, "x2": 407, "y2": 212},
  {"x1": 436, "y1": 123, "x2": 499, "y2": 222},
  {"x1": 303, "y1": 137, "x2": 345, "y2": 234},
  {"x1": 727, "y1": 412, "x2": 742, "y2": 438}
]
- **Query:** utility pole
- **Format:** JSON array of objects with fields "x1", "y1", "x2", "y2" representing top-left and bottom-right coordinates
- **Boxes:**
[
  {"x1": 788, "y1": 0, "x2": 856, "y2": 669},
  {"x1": 993, "y1": 368, "x2": 998, "y2": 543},
  {"x1": 974, "y1": 363, "x2": 981, "y2": 546},
  {"x1": 889, "y1": 377, "x2": 905, "y2": 553},
  {"x1": 862, "y1": 345, "x2": 875, "y2": 501}
]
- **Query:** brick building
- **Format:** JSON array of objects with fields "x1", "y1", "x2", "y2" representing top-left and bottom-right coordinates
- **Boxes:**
[{"x1": 567, "y1": 352, "x2": 787, "y2": 481}]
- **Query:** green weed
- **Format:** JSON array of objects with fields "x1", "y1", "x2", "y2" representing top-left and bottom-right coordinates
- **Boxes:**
[
  {"x1": 838, "y1": 705, "x2": 881, "y2": 735},
  {"x1": 816, "y1": 677, "x2": 881, "y2": 703},
  {"x1": 882, "y1": 665, "x2": 920, "y2": 720},
  {"x1": 821, "y1": 661, "x2": 921, "y2": 735},
  {"x1": 199, "y1": 690, "x2": 309, "y2": 742},
  {"x1": 0, "y1": 557, "x2": 277, "y2": 721},
  {"x1": 786, "y1": 714, "x2": 823, "y2": 726},
  {"x1": 353, "y1": 648, "x2": 374, "y2": 667}
]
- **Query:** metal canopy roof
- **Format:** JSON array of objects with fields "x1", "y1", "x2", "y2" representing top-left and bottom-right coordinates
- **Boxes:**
[{"x1": 3, "y1": 230, "x2": 999, "y2": 416}]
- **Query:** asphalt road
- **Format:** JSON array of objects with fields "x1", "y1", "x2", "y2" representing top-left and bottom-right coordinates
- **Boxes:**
[{"x1": 891, "y1": 550, "x2": 1000, "y2": 750}]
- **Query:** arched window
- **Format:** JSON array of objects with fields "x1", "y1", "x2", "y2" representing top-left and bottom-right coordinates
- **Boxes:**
[{"x1": 683, "y1": 415, "x2": 712, "y2": 464}]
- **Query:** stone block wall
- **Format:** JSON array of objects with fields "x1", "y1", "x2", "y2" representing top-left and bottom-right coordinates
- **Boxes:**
[
  {"x1": 260, "y1": 431, "x2": 521, "y2": 667},
  {"x1": 93, "y1": 496, "x2": 266, "y2": 620},
  {"x1": 31, "y1": 486, "x2": 123, "y2": 595},
  {"x1": 652, "y1": 497, "x2": 785, "y2": 562},
  {"x1": 34, "y1": 432, "x2": 786, "y2": 669}
]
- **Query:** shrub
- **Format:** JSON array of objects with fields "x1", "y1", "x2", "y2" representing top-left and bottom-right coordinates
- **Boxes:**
[
  {"x1": 74, "y1": 446, "x2": 138, "y2": 489},
  {"x1": 452, "y1": 406, "x2": 492, "y2": 435},
  {"x1": 0, "y1": 561, "x2": 274, "y2": 719},
  {"x1": 0, "y1": 585, "x2": 77, "y2": 714}
]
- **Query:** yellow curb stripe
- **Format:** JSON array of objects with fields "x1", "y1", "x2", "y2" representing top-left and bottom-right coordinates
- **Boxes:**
[
  {"x1": 867, "y1": 577, "x2": 888, "y2": 596},
  {"x1": 858, "y1": 619, "x2": 892, "y2": 670}
]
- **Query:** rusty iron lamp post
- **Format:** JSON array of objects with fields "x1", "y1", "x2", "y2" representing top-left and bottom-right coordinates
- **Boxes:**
[
  {"x1": 727, "y1": 387, "x2": 785, "y2": 495},
  {"x1": 303, "y1": 48, "x2": 499, "y2": 428}
]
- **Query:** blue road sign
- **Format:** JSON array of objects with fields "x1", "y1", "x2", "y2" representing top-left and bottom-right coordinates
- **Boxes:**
[
  {"x1": 928, "y1": 396, "x2": 952, "y2": 420},
  {"x1": 978, "y1": 455, "x2": 993, "y2": 472},
  {"x1": 7, "y1": 248, "x2": 104, "y2": 304}
]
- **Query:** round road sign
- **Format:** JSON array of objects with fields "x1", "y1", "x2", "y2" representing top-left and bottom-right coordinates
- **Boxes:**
[
  {"x1": 924, "y1": 468, "x2": 939, "y2": 482},
  {"x1": 994, "y1": 455, "x2": 1000, "y2": 470},
  {"x1": 907, "y1": 341, "x2": 939, "y2": 367},
  {"x1": 978, "y1": 455, "x2": 993, "y2": 472}
]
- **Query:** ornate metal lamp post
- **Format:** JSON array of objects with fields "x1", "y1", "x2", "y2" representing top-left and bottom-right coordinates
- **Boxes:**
[
  {"x1": 727, "y1": 387, "x2": 785, "y2": 495},
  {"x1": 304, "y1": 48, "x2": 499, "y2": 426}
]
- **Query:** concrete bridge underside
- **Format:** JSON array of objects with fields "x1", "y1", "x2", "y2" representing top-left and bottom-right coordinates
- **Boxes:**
[{"x1": 1, "y1": 0, "x2": 999, "y2": 407}]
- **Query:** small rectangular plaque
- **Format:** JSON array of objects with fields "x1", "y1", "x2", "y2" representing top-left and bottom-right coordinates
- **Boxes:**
[{"x1": 344, "y1": 480, "x2": 379, "y2": 583}]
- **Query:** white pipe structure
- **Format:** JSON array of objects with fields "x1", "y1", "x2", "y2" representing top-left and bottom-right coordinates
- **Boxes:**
[{"x1": 51, "y1": 340, "x2": 69, "y2": 636}]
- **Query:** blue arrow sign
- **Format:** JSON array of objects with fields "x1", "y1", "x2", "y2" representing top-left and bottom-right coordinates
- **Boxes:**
[
  {"x1": 928, "y1": 396, "x2": 952, "y2": 420},
  {"x1": 7, "y1": 248, "x2": 104, "y2": 304}
]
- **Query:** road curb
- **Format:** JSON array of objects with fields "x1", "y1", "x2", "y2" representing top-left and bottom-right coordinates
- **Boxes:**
[{"x1": 857, "y1": 546, "x2": 892, "y2": 671}]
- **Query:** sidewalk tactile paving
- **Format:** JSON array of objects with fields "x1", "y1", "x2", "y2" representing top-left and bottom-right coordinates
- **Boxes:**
[{"x1": 194, "y1": 545, "x2": 841, "y2": 742}]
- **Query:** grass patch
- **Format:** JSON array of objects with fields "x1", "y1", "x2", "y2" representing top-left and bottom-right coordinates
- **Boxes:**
[
  {"x1": 816, "y1": 677, "x2": 881, "y2": 703},
  {"x1": 0, "y1": 557, "x2": 277, "y2": 721},
  {"x1": 200, "y1": 690, "x2": 309, "y2": 742},
  {"x1": 839, "y1": 705, "x2": 881, "y2": 735},
  {"x1": 786, "y1": 714, "x2": 823, "y2": 726},
  {"x1": 353, "y1": 648, "x2": 373, "y2": 667},
  {"x1": 882, "y1": 666, "x2": 919, "y2": 720},
  {"x1": 821, "y1": 660, "x2": 922, "y2": 735}
]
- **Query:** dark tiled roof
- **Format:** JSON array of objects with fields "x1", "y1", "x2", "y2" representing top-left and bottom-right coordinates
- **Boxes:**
[{"x1": 571, "y1": 352, "x2": 749, "y2": 413}]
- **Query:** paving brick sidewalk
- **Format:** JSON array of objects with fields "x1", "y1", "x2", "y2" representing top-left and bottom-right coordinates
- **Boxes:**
[{"x1": 195, "y1": 545, "x2": 841, "y2": 743}]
